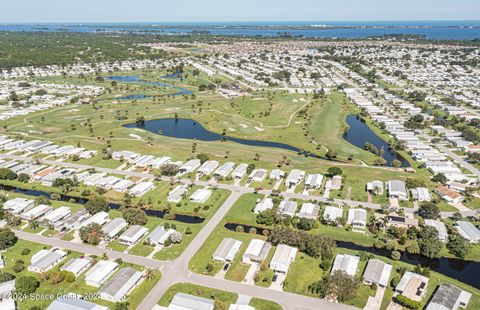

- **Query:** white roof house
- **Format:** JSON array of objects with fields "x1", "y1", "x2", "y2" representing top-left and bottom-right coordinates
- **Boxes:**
[
  {"x1": 367, "y1": 181, "x2": 384, "y2": 194},
  {"x1": 21, "y1": 204, "x2": 52, "y2": 220},
  {"x1": 0, "y1": 280, "x2": 16, "y2": 310},
  {"x1": 3, "y1": 198, "x2": 34, "y2": 214},
  {"x1": 85, "y1": 260, "x2": 118, "y2": 287},
  {"x1": 456, "y1": 221, "x2": 480, "y2": 243},
  {"x1": 198, "y1": 160, "x2": 219, "y2": 176},
  {"x1": 28, "y1": 249, "x2": 67, "y2": 273},
  {"x1": 232, "y1": 163, "x2": 248, "y2": 179},
  {"x1": 331, "y1": 254, "x2": 360, "y2": 277},
  {"x1": 297, "y1": 203, "x2": 320, "y2": 220},
  {"x1": 425, "y1": 219, "x2": 449, "y2": 242},
  {"x1": 179, "y1": 159, "x2": 201, "y2": 174},
  {"x1": 248, "y1": 169, "x2": 267, "y2": 182},
  {"x1": 168, "y1": 292, "x2": 214, "y2": 310},
  {"x1": 84, "y1": 173, "x2": 106, "y2": 186},
  {"x1": 347, "y1": 208, "x2": 367, "y2": 232},
  {"x1": 396, "y1": 271, "x2": 429, "y2": 301},
  {"x1": 323, "y1": 206, "x2": 344, "y2": 222},
  {"x1": 242, "y1": 239, "x2": 272, "y2": 264},
  {"x1": 42, "y1": 206, "x2": 71, "y2": 224},
  {"x1": 47, "y1": 298, "x2": 108, "y2": 310},
  {"x1": 269, "y1": 244, "x2": 297, "y2": 273},
  {"x1": 387, "y1": 180, "x2": 408, "y2": 200},
  {"x1": 278, "y1": 200, "x2": 297, "y2": 217},
  {"x1": 112, "y1": 179, "x2": 134, "y2": 193},
  {"x1": 80, "y1": 211, "x2": 109, "y2": 228},
  {"x1": 129, "y1": 181, "x2": 155, "y2": 197},
  {"x1": 285, "y1": 169, "x2": 305, "y2": 187},
  {"x1": 363, "y1": 259, "x2": 392, "y2": 287},
  {"x1": 60, "y1": 256, "x2": 93, "y2": 277},
  {"x1": 426, "y1": 283, "x2": 472, "y2": 310},
  {"x1": 269, "y1": 169, "x2": 285, "y2": 180},
  {"x1": 253, "y1": 198, "x2": 274, "y2": 214},
  {"x1": 214, "y1": 162, "x2": 235, "y2": 178},
  {"x1": 190, "y1": 189, "x2": 212, "y2": 203},
  {"x1": 119, "y1": 225, "x2": 148, "y2": 245},
  {"x1": 305, "y1": 174, "x2": 323, "y2": 189},
  {"x1": 411, "y1": 187, "x2": 431, "y2": 202},
  {"x1": 99, "y1": 267, "x2": 143, "y2": 302},
  {"x1": 102, "y1": 218, "x2": 128, "y2": 239},
  {"x1": 212, "y1": 238, "x2": 243, "y2": 262},
  {"x1": 168, "y1": 185, "x2": 188, "y2": 203},
  {"x1": 147, "y1": 225, "x2": 176, "y2": 246}
]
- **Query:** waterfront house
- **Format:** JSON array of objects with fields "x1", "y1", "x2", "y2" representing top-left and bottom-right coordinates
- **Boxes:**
[
  {"x1": 269, "y1": 244, "x2": 297, "y2": 274},
  {"x1": 212, "y1": 238, "x2": 243, "y2": 262}
]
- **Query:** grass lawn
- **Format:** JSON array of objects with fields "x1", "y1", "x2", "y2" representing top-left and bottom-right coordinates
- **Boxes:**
[
  {"x1": 283, "y1": 253, "x2": 325, "y2": 296},
  {"x1": 249, "y1": 298, "x2": 283, "y2": 310}
]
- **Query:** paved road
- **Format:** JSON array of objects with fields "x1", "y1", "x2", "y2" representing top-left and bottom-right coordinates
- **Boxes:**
[{"x1": 418, "y1": 132, "x2": 480, "y2": 178}]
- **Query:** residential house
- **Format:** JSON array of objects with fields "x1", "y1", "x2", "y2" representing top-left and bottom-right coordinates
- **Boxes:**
[
  {"x1": 396, "y1": 271, "x2": 429, "y2": 301},
  {"x1": 363, "y1": 259, "x2": 392, "y2": 287},
  {"x1": 331, "y1": 254, "x2": 360, "y2": 277},
  {"x1": 212, "y1": 238, "x2": 242, "y2": 262},
  {"x1": 60, "y1": 257, "x2": 93, "y2": 277},
  {"x1": 118, "y1": 225, "x2": 148, "y2": 245},
  {"x1": 28, "y1": 249, "x2": 67, "y2": 273},
  {"x1": 269, "y1": 244, "x2": 297, "y2": 273},
  {"x1": 190, "y1": 189, "x2": 212, "y2": 203},
  {"x1": 426, "y1": 283, "x2": 472, "y2": 310},
  {"x1": 387, "y1": 180, "x2": 408, "y2": 200},
  {"x1": 254, "y1": 198, "x2": 274, "y2": 214},
  {"x1": 99, "y1": 267, "x2": 143, "y2": 302},
  {"x1": 102, "y1": 218, "x2": 128, "y2": 239},
  {"x1": 456, "y1": 221, "x2": 480, "y2": 243},
  {"x1": 242, "y1": 239, "x2": 271, "y2": 264},
  {"x1": 347, "y1": 208, "x2": 367, "y2": 232},
  {"x1": 85, "y1": 260, "x2": 118, "y2": 287},
  {"x1": 297, "y1": 203, "x2": 320, "y2": 220},
  {"x1": 167, "y1": 293, "x2": 214, "y2": 310}
]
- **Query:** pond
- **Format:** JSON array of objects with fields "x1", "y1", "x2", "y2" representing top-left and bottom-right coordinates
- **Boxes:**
[
  {"x1": 124, "y1": 118, "x2": 320, "y2": 158},
  {"x1": 0, "y1": 184, "x2": 204, "y2": 224},
  {"x1": 343, "y1": 114, "x2": 409, "y2": 167},
  {"x1": 224, "y1": 222, "x2": 480, "y2": 289},
  {"x1": 107, "y1": 75, "x2": 193, "y2": 97}
]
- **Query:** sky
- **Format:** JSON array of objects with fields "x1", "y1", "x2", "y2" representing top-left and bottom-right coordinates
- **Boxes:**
[{"x1": 0, "y1": 0, "x2": 479, "y2": 23}]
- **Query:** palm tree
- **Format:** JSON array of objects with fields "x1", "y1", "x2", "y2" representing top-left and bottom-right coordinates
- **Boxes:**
[{"x1": 144, "y1": 268, "x2": 156, "y2": 280}]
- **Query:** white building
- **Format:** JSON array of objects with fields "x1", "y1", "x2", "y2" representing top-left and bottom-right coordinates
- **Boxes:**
[
  {"x1": 28, "y1": 249, "x2": 67, "y2": 273},
  {"x1": 118, "y1": 225, "x2": 148, "y2": 245},
  {"x1": 85, "y1": 260, "x2": 118, "y2": 287},
  {"x1": 269, "y1": 244, "x2": 297, "y2": 273},
  {"x1": 331, "y1": 254, "x2": 360, "y2": 277},
  {"x1": 189, "y1": 188, "x2": 212, "y2": 203},
  {"x1": 212, "y1": 238, "x2": 243, "y2": 262}
]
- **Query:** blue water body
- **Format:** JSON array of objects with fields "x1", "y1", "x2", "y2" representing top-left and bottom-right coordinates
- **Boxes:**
[
  {"x1": 1, "y1": 21, "x2": 480, "y2": 40},
  {"x1": 124, "y1": 118, "x2": 319, "y2": 158},
  {"x1": 117, "y1": 94, "x2": 152, "y2": 100},
  {"x1": 107, "y1": 75, "x2": 192, "y2": 96},
  {"x1": 343, "y1": 114, "x2": 408, "y2": 167}
]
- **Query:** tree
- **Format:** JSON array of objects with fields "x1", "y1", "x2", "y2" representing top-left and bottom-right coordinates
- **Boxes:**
[
  {"x1": 447, "y1": 235, "x2": 471, "y2": 259},
  {"x1": 79, "y1": 223, "x2": 104, "y2": 245},
  {"x1": 310, "y1": 271, "x2": 360, "y2": 302},
  {"x1": 417, "y1": 201, "x2": 440, "y2": 219},
  {"x1": 432, "y1": 173, "x2": 448, "y2": 184},
  {"x1": 0, "y1": 168, "x2": 17, "y2": 180},
  {"x1": 297, "y1": 218, "x2": 318, "y2": 231},
  {"x1": 196, "y1": 153, "x2": 209, "y2": 164},
  {"x1": 114, "y1": 302, "x2": 129, "y2": 310},
  {"x1": 85, "y1": 195, "x2": 109, "y2": 215},
  {"x1": 327, "y1": 167, "x2": 343, "y2": 176},
  {"x1": 121, "y1": 207, "x2": 147, "y2": 225},
  {"x1": 15, "y1": 276, "x2": 39, "y2": 295},
  {"x1": 405, "y1": 178, "x2": 426, "y2": 189},
  {"x1": 391, "y1": 160, "x2": 401, "y2": 168},
  {"x1": 17, "y1": 173, "x2": 30, "y2": 183},
  {"x1": 159, "y1": 164, "x2": 179, "y2": 176},
  {"x1": 169, "y1": 231, "x2": 182, "y2": 243},
  {"x1": 0, "y1": 228, "x2": 17, "y2": 250},
  {"x1": 0, "y1": 271, "x2": 15, "y2": 283},
  {"x1": 256, "y1": 209, "x2": 279, "y2": 226},
  {"x1": 418, "y1": 226, "x2": 442, "y2": 258}
]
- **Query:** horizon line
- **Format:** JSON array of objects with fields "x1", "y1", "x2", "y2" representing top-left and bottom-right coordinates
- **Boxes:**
[{"x1": 1, "y1": 19, "x2": 480, "y2": 24}]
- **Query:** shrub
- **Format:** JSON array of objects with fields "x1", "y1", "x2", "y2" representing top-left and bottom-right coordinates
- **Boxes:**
[
  {"x1": 21, "y1": 248, "x2": 31, "y2": 256},
  {"x1": 395, "y1": 295, "x2": 422, "y2": 309},
  {"x1": 391, "y1": 250, "x2": 401, "y2": 260}
]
